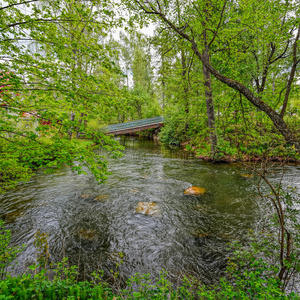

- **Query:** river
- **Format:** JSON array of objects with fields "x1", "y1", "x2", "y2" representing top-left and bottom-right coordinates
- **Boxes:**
[{"x1": 1, "y1": 137, "x2": 300, "y2": 284}]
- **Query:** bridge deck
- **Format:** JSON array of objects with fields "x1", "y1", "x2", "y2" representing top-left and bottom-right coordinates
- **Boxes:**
[{"x1": 104, "y1": 116, "x2": 164, "y2": 135}]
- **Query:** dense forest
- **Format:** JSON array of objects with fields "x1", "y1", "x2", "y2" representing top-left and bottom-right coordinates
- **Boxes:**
[{"x1": 1, "y1": 0, "x2": 300, "y2": 298}]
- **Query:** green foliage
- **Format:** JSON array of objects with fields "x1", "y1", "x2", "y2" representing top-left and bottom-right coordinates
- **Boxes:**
[
  {"x1": 159, "y1": 113, "x2": 188, "y2": 145},
  {"x1": 119, "y1": 31, "x2": 161, "y2": 121},
  {"x1": 0, "y1": 134, "x2": 123, "y2": 193},
  {"x1": 0, "y1": 156, "x2": 32, "y2": 193},
  {"x1": 0, "y1": 265, "x2": 294, "y2": 300},
  {"x1": 0, "y1": 0, "x2": 126, "y2": 193},
  {"x1": 179, "y1": 109, "x2": 300, "y2": 161},
  {"x1": 0, "y1": 220, "x2": 24, "y2": 280},
  {"x1": 0, "y1": 273, "x2": 111, "y2": 300}
]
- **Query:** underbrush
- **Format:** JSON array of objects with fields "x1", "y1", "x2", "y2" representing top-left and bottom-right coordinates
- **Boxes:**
[
  {"x1": 183, "y1": 129, "x2": 299, "y2": 162},
  {"x1": 159, "y1": 113, "x2": 300, "y2": 162},
  {"x1": 0, "y1": 265, "x2": 293, "y2": 300},
  {"x1": 0, "y1": 134, "x2": 123, "y2": 193}
]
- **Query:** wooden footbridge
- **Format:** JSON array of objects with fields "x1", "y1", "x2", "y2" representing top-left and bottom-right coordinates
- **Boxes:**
[{"x1": 104, "y1": 116, "x2": 164, "y2": 136}]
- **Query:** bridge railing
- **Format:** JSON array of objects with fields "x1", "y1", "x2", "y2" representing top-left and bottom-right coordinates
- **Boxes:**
[{"x1": 103, "y1": 116, "x2": 164, "y2": 135}]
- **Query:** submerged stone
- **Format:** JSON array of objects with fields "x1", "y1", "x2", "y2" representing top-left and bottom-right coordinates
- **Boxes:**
[
  {"x1": 184, "y1": 186, "x2": 206, "y2": 195},
  {"x1": 196, "y1": 232, "x2": 209, "y2": 238},
  {"x1": 5, "y1": 211, "x2": 21, "y2": 223},
  {"x1": 241, "y1": 174, "x2": 254, "y2": 179},
  {"x1": 219, "y1": 232, "x2": 232, "y2": 240},
  {"x1": 136, "y1": 202, "x2": 158, "y2": 216},
  {"x1": 193, "y1": 229, "x2": 209, "y2": 238},
  {"x1": 108, "y1": 252, "x2": 124, "y2": 262},
  {"x1": 77, "y1": 228, "x2": 97, "y2": 240},
  {"x1": 94, "y1": 195, "x2": 109, "y2": 202},
  {"x1": 195, "y1": 205, "x2": 207, "y2": 212}
]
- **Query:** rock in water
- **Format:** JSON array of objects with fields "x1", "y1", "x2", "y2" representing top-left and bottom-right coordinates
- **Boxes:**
[
  {"x1": 77, "y1": 228, "x2": 96, "y2": 240},
  {"x1": 241, "y1": 174, "x2": 254, "y2": 179},
  {"x1": 195, "y1": 205, "x2": 207, "y2": 212},
  {"x1": 5, "y1": 211, "x2": 21, "y2": 223},
  {"x1": 136, "y1": 202, "x2": 158, "y2": 216},
  {"x1": 184, "y1": 186, "x2": 206, "y2": 195},
  {"x1": 193, "y1": 229, "x2": 209, "y2": 238},
  {"x1": 94, "y1": 195, "x2": 109, "y2": 202}
]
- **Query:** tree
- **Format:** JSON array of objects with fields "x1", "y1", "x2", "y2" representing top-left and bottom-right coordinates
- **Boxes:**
[
  {"x1": 0, "y1": 0, "x2": 123, "y2": 193},
  {"x1": 124, "y1": 0, "x2": 300, "y2": 151},
  {"x1": 119, "y1": 31, "x2": 161, "y2": 120}
]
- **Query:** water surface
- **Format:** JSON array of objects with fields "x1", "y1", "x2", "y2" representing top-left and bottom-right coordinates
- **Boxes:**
[{"x1": 1, "y1": 137, "x2": 300, "y2": 284}]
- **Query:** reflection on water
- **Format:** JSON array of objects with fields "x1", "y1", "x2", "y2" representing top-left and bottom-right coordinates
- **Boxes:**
[{"x1": 1, "y1": 137, "x2": 300, "y2": 283}]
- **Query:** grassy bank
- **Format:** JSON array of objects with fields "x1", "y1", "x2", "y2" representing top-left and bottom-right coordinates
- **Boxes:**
[{"x1": 159, "y1": 114, "x2": 300, "y2": 163}]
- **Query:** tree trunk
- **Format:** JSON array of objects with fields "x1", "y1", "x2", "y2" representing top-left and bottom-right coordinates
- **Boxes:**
[
  {"x1": 280, "y1": 24, "x2": 300, "y2": 118},
  {"x1": 76, "y1": 112, "x2": 85, "y2": 138},
  {"x1": 161, "y1": 54, "x2": 166, "y2": 113},
  {"x1": 202, "y1": 60, "x2": 218, "y2": 157},
  {"x1": 68, "y1": 111, "x2": 75, "y2": 140},
  {"x1": 176, "y1": 0, "x2": 189, "y2": 131},
  {"x1": 201, "y1": 0, "x2": 218, "y2": 158},
  {"x1": 180, "y1": 50, "x2": 190, "y2": 131}
]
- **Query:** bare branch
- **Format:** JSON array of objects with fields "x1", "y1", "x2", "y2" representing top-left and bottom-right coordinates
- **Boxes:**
[
  {"x1": 280, "y1": 24, "x2": 300, "y2": 118},
  {"x1": 208, "y1": 0, "x2": 228, "y2": 48},
  {"x1": 0, "y1": 0, "x2": 40, "y2": 11}
]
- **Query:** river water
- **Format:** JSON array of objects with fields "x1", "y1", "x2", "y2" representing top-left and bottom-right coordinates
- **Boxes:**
[{"x1": 1, "y1": 137, "x2": 300, "y2": 284}]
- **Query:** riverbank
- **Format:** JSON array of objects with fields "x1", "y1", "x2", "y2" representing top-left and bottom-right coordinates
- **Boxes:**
[
  {"x1": 0, "y1": 262, "x2": 292, "y2": 299},
  {"x1": 181, "y1": 141, "x2": 300, "y2": 164},
  {"x1": 157, "y1": 114, "x2": 300, "y2": 164}
]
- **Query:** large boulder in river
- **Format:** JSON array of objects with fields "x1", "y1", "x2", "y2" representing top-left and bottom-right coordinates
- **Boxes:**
[
  {"x1": 184, "y1": 186, "x2": 206, "y2": 195},
  {"x1": 136, "y1": 202, "x2": 158, "y2": 216}
]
